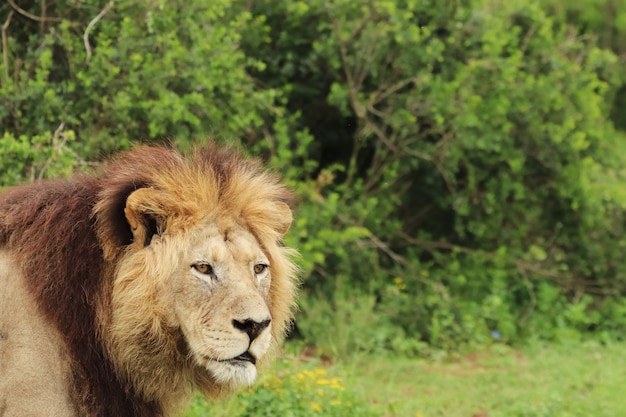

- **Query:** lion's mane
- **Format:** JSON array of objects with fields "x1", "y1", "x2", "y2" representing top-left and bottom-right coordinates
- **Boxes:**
[{"x1": 0, "y1": 143, "x2": 298, "y2": 417}]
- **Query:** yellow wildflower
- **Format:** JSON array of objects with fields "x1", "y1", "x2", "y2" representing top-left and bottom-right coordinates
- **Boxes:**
[
  {"x1": 310, "y1": 401, "x2": 323, "y2": 412},
  {"x1": 317, "y1": 378, "x2": 330, "y2": 385},
  {"x1": 330, "y1": 377, "x2": 345, "y2": 391},
  {"x1": 394, "y1": 277, "x2": 407, "y2": 290}
]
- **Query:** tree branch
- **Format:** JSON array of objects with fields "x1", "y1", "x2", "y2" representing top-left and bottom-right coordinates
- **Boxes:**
[
  {"x1": 84, "y1": 1, "x2": 114, "y2": 63},
  {"x1": 37, "y1": 123, "x2": 66, "y2": 180},
  {"x1": 2, "y1": 10, "x2": 13, "y2": 83},
  {"x1": 39, "y1": 0, "x2": 47, "y2": 34},
  {"x1": 7, "y1": 0, "x2": 62, "y2": 22}
]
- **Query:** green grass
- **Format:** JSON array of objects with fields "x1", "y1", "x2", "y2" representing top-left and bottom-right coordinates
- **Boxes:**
[
  {"x1": 354, "y1": 341, "x2": 626, "y2": 416},
  {"x1": 185, "y1": 341, "x2": 626, "y2": 417}
]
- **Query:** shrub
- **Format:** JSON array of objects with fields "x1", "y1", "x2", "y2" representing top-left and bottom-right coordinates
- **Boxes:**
[
  {"x1": 184, "y1": 359, "x2": 378, "y2": 417},
  {"x1": 0, "y1": 0, "x2": 288, "y2": 180},
  {"x1": 247, "y1": 0, "x2": 626, "y2": 350}
]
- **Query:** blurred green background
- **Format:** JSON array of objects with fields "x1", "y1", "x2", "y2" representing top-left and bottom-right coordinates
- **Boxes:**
[{"x1": 3, "y1": 0, "x2": 626, "y2": 415}]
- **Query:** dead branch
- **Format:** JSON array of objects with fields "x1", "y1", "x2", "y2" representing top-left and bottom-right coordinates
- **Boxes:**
[
  {"x1": 371, "y1": 76, "x2": 419, "y2": 107},
  {"x1": 39, "y1": 0, "x2": 47, "y2": 34},
  {"x1": 368, "y1": 232, "x2": 408, "y2": 266},
  {"x1": 84, "y1": 1, "x2": 114, "y2": 63},
  {"x1": 7, "y1": 0, "x2": 61, "y2": 22},
  {"x1": 2, "y1": 10, "x2": 13, "y2": 83},
  {"x1": 37, "y1": 123, "x2": 67, "y2": 180}
]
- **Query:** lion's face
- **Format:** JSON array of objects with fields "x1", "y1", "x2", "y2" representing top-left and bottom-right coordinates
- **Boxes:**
[
  {"x1": 108, "y1": 184, "x2": 294, "y2": 395},
  {"x1": 94, "y1": 146, "x2": 297, "y2": 410},
  {"x1": 168, "y1": 219, "x2": 274, "y2": 387}
]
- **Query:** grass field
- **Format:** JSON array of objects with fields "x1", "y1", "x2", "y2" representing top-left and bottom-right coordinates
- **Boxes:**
[
  {"x1": 185, "y1": 341, "x2": 626, "y2": 417},
  {"x1": 354, "y1": 341, "x2": 625, "y2": 416}
]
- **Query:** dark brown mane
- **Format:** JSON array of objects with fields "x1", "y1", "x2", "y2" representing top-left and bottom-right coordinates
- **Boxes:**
[{"x1": 0, "y1": 177, "x2": 161, "y2": 416}]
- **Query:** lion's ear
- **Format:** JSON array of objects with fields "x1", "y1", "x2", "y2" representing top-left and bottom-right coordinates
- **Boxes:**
[
  {"x1": 124, "y1": 188, "x2": 167, "y2": 248},
  {"x1": 273, "y1": 201, "x2": 292, "y2": 237}
]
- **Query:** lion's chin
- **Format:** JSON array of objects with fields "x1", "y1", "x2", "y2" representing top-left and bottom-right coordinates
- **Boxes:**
[{"x1": 205, "y1": 359, "x2": 258, "y2": 387}]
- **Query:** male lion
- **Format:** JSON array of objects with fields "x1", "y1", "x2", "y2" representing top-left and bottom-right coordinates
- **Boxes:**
[{"x1": 0, "y1": 144, "x2": 298, "y2": 417}]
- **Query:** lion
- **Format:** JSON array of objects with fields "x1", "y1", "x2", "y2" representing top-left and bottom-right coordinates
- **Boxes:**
[{"x1": 0, "y1": 143, "x2": 298, "y2": 417}]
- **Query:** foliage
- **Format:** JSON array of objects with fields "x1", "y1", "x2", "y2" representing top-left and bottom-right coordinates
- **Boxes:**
[
  {"x1": 0, "y1": 0, "x2": 288, "y2": 170},
  {"x1": 540, "y1": 0, "x2": 626, "y2": 54},
  {"x1": 296, "y1": 290, "x2": 408, "y2": 359},
  {"x1": 3, "y1": 0, "x2": 626, "y2": 355},
  {"x1": 248, "y1": 0, "x2": 626, "y2": 352},
  {"x1": 540, "y1": 0, "x2": 626, "y2": 131},
  {"x1": 0, "y1": 128, "x2": 82, "y2": 186}
]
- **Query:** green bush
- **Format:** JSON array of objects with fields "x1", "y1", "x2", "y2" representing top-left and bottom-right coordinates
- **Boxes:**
[
  {"x1": 0, "y1": 0, "x2": 291, "y2": 174},
  {"x1": 3, "y1": 0, "x2": 626, "y2": 354},
  {"x1": 0, "y1": 129, "x2": 81, "y2": 186},
  {"x1": 247, "y1": 0, "x2": 626, "y2": 351},
  {"x1": 539, "y1": 0, "x2": 626, "y2": 131}
]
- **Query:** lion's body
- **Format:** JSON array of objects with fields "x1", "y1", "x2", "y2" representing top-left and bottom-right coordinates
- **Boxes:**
[
  {"x1": 0, "y1": 144, "x2": 297, "y2": 417},
  {"x1": 0, "y1": 250, "x2": 78, "y2": 416}
]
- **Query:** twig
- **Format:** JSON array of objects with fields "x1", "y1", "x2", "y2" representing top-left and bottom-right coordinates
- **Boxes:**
[
  {"x1": 364, "y1": 116, "x2": 396, "y2": 152},
  {"x1": 7, "y1": 0, "x2": 62, "y2": 22},
  {"x1": 2, "y1": 10, "x2": 13, "y2": 83},
  {"x1": 37, "y1": 123, "x2": 67, "y2": 180},
  {"x1": 399, "y1": 234, "x2": 477, "y2": 255},
  {"x1": 40, "y1": 0, "x2": 47, "y2": 34},
  {"x1": 84, "y1": 1, "x2": 114, "y2": 63},
  {"x1": 368, "y1": 233, "x2": 407, "y2": 266},
  {"x1": 355, "y1": 230, "x2": 450, "y2": 301},
  {"x1": 354, "y1": 28, "x2": 379, "y2": 88},
  {"x1": 262, "y1": 127, "x2": 277, "y2": 160},
  {"x1": 370, "y1": 76, "x2": 419, "y2": 107}
]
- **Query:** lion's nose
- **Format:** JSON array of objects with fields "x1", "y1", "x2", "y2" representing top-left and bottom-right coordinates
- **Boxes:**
[{"x1": 232, "y1": 318, "x2": 271, "y2": 342}]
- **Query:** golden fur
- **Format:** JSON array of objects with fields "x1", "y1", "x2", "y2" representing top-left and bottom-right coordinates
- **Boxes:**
[{"x1": 0, "y1": 143, "x2": 298, "y2": 417}]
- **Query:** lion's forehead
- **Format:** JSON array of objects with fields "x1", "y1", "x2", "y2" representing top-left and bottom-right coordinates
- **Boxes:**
[{"x1": 190, "y1": 221, "x2": 267, "y2": 264}]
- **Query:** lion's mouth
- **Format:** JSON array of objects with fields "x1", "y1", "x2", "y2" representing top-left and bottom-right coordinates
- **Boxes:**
[
  {"x1": 203, "y1": 351, "x2": 258, "y2": 370},
  {"x1": 208, "y1": 351, "x2": 257, "y2": 366},
  {"x1": 232, "y1": 351, "x2": 256, "y2": 365}
]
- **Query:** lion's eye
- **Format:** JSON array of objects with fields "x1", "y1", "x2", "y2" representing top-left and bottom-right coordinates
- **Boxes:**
[
  {"x1": 192, "y1": 263, "x2": 213, "y2": 275},
  {"x1": 253, "y1": 264, "x2": 268, "y2": 275}
]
